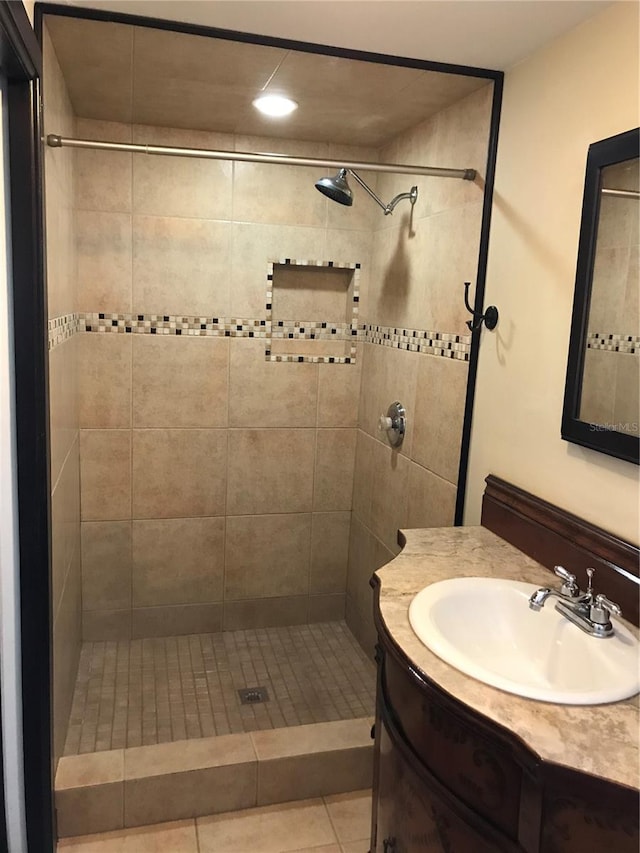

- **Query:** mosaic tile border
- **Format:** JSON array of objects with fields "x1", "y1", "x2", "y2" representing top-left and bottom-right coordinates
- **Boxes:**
[
  {"x1": 362, "y1": 324, "x2": 471, "y2": 361},
  {"x1": 48, "y1": 312, "x2": 80, "y2": 350},
  {"x1": 587, "y1": 332, "x2": 639, "y2": 355},
  {"x1": 48, "y1": 312, "x2": 473, "y2": 363},
  {"x1": 265, "y1": 259, "x2": 360, "y2": 365}
]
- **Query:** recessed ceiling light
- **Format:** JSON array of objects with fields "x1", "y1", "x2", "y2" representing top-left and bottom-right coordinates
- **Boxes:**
[{"x1": 252, "y1": 94, "x2": 298, "y2": 118}]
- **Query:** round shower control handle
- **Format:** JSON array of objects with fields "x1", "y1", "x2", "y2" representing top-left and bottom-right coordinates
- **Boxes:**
[{"x1": 378, "y1": 402, "x2": 406, "y2": 448}]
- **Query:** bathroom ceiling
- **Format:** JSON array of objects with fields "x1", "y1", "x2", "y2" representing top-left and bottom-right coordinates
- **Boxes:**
[
  {"x1": 52, "y1": 0, "x2": 614, "y2": 73},
  {"x1": 44, "y1": 14, "x2": 488, "y2": 148}
]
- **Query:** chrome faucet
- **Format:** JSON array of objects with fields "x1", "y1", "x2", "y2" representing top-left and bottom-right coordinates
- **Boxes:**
[{"x1": 529, "y1": 566, "x2": 622, "y2": 638}]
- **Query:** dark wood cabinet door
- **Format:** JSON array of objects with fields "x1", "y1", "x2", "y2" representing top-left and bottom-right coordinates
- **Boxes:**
[{"x1": 374, "y1": 714, "x2": 517, "y2": 853}]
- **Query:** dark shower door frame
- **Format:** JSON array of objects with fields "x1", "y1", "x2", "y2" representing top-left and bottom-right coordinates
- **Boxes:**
[
  {"x1": 0, "y1": 1, "x2": 52, "y2": 851},
  {"x1": 19, "y1": 3, "x2": 504, "y2": 850}
]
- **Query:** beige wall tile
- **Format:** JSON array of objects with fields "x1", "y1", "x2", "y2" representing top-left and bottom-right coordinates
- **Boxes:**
[
  {"x1": 614, "y1": 352, "x2": 640, "y2": 430},
  {"x1": 310, "y1": 511, "x2": 351, "y2": 595},
  {"x1": 83, "y1": 609, "x2": 131, "y2": 642},
  {"x1": 324, "y1": 789, "x2": 372, "y2": 843},
  {"x1": 81, "y1": 521, "x2": 132, "y2": 611},
  {"x1": 133, "y1": 215, "x2": 231, "y2": 316},
  {"x1": 256, "y1": 748, "x2": 373, "y2": 806},
  {"x1": 51, "y1": 438, "x2": 80, "y2": 617},
  {"x1": 223, "y1": 596, "x2": 310, "y2": 631},
  {"x1": 225, "y1": 514, "x2": 311, "y2": 600},
  {"x1": 580, "y1": 348, "x2": 616, "y2": 426},
  {"x1": 75, "y1": 119, "x2": 132, "y2": 214},
  {"x1": 132, "y1": 429, "x2": 226, "y2": 518},
  {"x1": 368, "y1": 221, "x2": 427, "y2": 331},
  {"x1": 357, "y1": 343, "x2": 418, "y2": 457},
  {"x1": 124, "y1": 762, "x2": 256, "y2": 827},
  {"x1": 132, "y1": 517, "x2": 224, "y2": 606},
  {"x1": 233, "y1": 158, "x2": 327, "y2": 229},
  {"x1": 80, "y1": 430, "x2": 131, "y2": 521},
  {"x1": 131, "y1": 603, "x2": 222, "y2": 639},
  {"x1": 79, "y1": 333, "x2": 132, "y2": 429},
  {"x1": 430, "y1": 84, "x2": 492, "y2": 214},
  {"x1": 226, "y1": 429, "x2": 314, "y2": 515},
  {"x1": 369, "y1": 443, "x2": 410, "y2": 553},
  {"x1": 196, "y1": 798, "x2": 336, "y2": 853},
  {"x1": 313, "y1": 429, "x2": 356, "y2": 512},
  {"x1": 76, "y1": 211, "x2": 132, "y2": 313},
  {"x1": 229, "y1": 222, "x2": 329, "y2": 318},
  {"x1": 417, "y1": 203, "x2": 483, "y2": 335},
  {"x1": 132, "y1": 125, "x2": 233, "y2": 220},
  {"x1": 229, "y1": 339, "x2": 318, "y2": 428},
  {"x1": 406, "y1": 463, "x2": 457, "y2": 529},
  {"x1": 56, "y1": 820, "x2": 198, "y2": 852},
  {"x1": 308, "y1": 594, "x2": 345, "y2": 622},
  {"x1": 49, "y1": 338, "x2": 79, "y2": 489},
  {"x1": 317, "y1": 360, "x2": 362, "y2": 428},
  {"x1": 133, "y1": 336, "x2": 229, "y2": 428},
  {"x1": 351, "y1": 430, "x2": 375, "y2": 527},
  {"x1": 345, "y1": 518, "x2": 375, "y2": 623},
  {"x1": 272, "y1": 265, "x2": 354, "y2": 324},
  {"x1": 412, "y1": 355, "x2": 468, "y2": 485}
]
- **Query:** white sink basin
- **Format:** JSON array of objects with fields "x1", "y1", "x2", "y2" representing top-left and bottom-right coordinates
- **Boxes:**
[{"x1": 408, "y1": 577, "x2": 640, "y2": 705}]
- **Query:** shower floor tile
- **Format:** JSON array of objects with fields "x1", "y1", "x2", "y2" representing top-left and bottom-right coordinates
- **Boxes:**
[{"x1": 63, "y1": 620, "x2": 376, "y2": 756}]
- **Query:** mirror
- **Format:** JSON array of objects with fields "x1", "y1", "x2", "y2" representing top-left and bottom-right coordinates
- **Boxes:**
[{"x1": 562, "y1": 127, "x2": 639, "y2": 465}]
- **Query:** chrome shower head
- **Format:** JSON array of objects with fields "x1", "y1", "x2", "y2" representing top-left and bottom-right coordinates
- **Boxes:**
[
  {"x1": 315, "y1": 166, "x2": 418, "y2": 216},
  {"x1": 314, "y1": 168, "x2": 353, "y2": 206}
]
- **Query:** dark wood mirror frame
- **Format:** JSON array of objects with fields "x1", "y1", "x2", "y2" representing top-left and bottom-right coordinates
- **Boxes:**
[{"x1": 561, "y1": 126, "x2": 639, "y2": 465}]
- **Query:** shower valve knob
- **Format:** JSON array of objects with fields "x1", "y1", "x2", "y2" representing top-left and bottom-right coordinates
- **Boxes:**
[{"x1": 378, "y1": 402, "x2": 406, "y2": 448}]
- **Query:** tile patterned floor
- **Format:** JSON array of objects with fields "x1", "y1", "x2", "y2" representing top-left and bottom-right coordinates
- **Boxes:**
[
  {"x1": 57, "y1": 789, "x2": 372, "y2": 852},
  {"x1": 64, "y1": 621, "x2": 376, "y2": 756}
]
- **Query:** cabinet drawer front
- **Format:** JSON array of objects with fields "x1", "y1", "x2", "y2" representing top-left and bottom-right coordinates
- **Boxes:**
[
  {"x1": 381, "y1": 642, "x2": 522, "y2": 839},
  {"x1": 375, "y1": 712, "x2": 517, "y2": 853}
]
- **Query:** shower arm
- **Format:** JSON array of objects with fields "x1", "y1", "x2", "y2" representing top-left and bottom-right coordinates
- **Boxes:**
[{"x1": 348, "y1": 168, "x2": 418, "y2": 216}]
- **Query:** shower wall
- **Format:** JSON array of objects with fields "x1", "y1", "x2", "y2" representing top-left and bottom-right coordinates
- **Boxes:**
[
  {"x1": 346, "y1": 84, "x2": 493, "y2": 652},
  {"x1": 76, "y1": 118, "x2": 376, "y2": 640},
  {"x1": 43, "y1": 25, "x2": 81, "y2": 763}
]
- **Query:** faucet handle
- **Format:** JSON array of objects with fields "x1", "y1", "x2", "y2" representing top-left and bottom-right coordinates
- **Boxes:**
[
  {"x1": 553, "y1": 565, "x2": 579, "y2": 596},
  {"x1": 594, "y1": 593, "x2": 622, "y2": 617}
]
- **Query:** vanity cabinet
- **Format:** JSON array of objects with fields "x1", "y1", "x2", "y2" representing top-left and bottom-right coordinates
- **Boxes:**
[{"x1": 370, "y1": 594, "x2": 639, "y2": 853}]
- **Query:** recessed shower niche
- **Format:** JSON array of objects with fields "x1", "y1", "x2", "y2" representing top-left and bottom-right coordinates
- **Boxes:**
[{"x1": 266, "y1": 259, "x2": 360, "y2": 362}]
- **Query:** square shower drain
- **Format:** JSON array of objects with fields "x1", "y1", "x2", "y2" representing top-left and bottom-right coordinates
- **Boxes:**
[{"x1": 238, "y1": 686, "x2": 270, "y2": 705}]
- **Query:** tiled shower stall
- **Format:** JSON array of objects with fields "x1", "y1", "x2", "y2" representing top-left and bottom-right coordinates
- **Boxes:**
[{"x1": 43, "y1": 15, "x2": 493, "y2": 771}]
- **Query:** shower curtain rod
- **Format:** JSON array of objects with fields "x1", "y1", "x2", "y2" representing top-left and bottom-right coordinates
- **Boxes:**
[
  {"x1": 45, "y1": 134, "x2": 477, "y2": 181},
  {"x1": 601, "y1": 187, "x2": 640, "y2": 199}
]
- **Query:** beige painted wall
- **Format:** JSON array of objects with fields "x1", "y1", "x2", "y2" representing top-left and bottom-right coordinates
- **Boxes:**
[
  {"x1": 465, "y1": 2, "x2": 640, "y2": 545},
  {"x1": 22, "y1": 0, "x2": 34, "y2": 26}
]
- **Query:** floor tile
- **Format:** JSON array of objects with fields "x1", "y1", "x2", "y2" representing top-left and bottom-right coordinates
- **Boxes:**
[
  {"x1": 57, "y1": 819, "x2": 197, "y2": 851},
  {"x1": 64, "y1": 621, "x2": 376, "y2": 755},
  {"x1": 325, "y1": 790, "x2": 372, "y2": 843},
  {"x1": 196, "y1": 798, "x2": 337, "y2": 852}
]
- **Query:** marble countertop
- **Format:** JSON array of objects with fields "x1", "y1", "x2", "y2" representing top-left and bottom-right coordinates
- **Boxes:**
[{"x1": 374, "y1": 525, "x2": 639, "y2": 790}]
